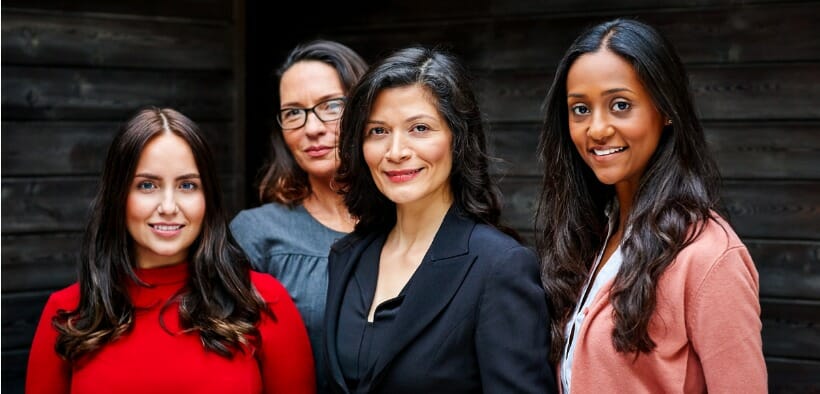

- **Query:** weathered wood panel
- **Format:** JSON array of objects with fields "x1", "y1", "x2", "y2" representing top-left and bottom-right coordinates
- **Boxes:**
[
  {"x1": 761, "y1": 298, "x2": 820, "y2": 360},
  {"x1": 767, "y1": 357, "x2": 820, "y2": 394},
  {"x1": 2, "y1": 176, "x2": 241, "y2": 234},
  {"x1": 498, "y1": 177, "x2": 820, "y2": 239},
  {"x1": 474, "y1": 64, "x2": 820, "y2": 123},
  {"x1": 2, "y1": 291, "x2": 50, "y2": 351},
  {"x1": 487, "y1": 121, "x2": 820, "y2": 179},
  {"x1": 327, "y1": 4, "x2": 820, "y2": 71},
  {"x1": 1, "y1": 121, "x2": 238, "y2": 176},
  {"x1": 2, "y1": 66, "x2": 233, "y2": 121},
  {"x1": 1, "y1": 0, "x2": 233, "y2": 21},
  {"x1": 748, "y1": 240, "x2": 820, "y2": 300},
  {"x1": 489, "y1": 0, "x2": 811, "y2": 18},
  {"x1": 2, "y1": 11, "x2": 232, "y2": 69},
  {"x1": 2, "y1": 350, "x2": 27, "y2": 394},
  {"x1": 1, "y1": 233, "x2": 81, "y2": 293}
]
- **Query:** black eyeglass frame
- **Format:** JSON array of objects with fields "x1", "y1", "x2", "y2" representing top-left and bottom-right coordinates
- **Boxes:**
[{"x1": 276, "y1": 97, "x2": 346, "y2": 130}]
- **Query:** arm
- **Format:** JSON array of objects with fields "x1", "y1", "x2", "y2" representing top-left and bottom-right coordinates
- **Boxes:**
[
  {"x1": 689, "y1": 245, "x2": 767, "y2": 393},
  {"x1": 475, "y1": 245, "x2": 558, "y2": 394},
  {"x1": 26, "y1": 292, "x2": 72, "y2": 394},
  {"x1": 256, "y1": 276, "x2": 317, "y2": 394}
]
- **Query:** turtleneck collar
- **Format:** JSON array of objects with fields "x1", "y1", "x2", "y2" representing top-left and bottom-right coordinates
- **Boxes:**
[{"x1": 133, "y1": 262, "x2": 189, "y2": 286}]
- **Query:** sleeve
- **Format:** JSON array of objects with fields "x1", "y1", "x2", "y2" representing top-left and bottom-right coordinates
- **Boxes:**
[
  {"x1": 688, "y1": 245, "x2": 767, "y2": 393},
  {"x1": 229, "y1": 211, "x2": 270, "y2": 274},
  {"x1": 475, "y1": 245, "x2": 558, "y2": 394},
  {"x1": 255, "y1": 276, "x2": 317, "y2": 394},
  {"x1": 26, "y1": 292, "x2": 72, "y2": 394}
]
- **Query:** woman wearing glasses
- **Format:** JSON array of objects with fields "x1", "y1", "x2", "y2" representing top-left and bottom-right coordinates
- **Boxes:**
[{"x1": 230, "y1": 40, "x2": 368, "y2": 393}]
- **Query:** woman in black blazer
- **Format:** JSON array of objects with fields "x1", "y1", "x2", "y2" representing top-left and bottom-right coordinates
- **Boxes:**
[{"x1": 327, "y1": 46, "x2": 557, "y2": 394}]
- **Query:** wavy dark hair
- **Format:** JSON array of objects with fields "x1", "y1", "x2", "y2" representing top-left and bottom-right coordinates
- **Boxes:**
[
  {"x1": 54, "y1": 107, "x2": 268, "y2": 361},
  {"x1": 535, "y1": 18, "x2": 722, "y2": 362},
  {"x1": 336, "y1": 46, "x2": 515, "y2": 238},
  {"x1": 258, "y1": 39, "x2": 368, "y2": 205}
]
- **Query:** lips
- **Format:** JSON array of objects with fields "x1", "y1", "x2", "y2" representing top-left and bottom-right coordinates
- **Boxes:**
[
  {"x1": 384, "y1": 168, "x2": 423, "y2": 182},
  {"x1": 305, "y1": 145, "x2": 333, "y2": 158},
  {"x1": 150, "y1": 223, "x2": 185, "y2": 237},
  {"x1": 592, "y1": 146, "x2": 627, "y2": 156}
]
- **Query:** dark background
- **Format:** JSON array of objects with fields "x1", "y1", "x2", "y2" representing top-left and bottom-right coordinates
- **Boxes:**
[{"x1": 2, "y1": 0, "x2": 819, "y2": 392}]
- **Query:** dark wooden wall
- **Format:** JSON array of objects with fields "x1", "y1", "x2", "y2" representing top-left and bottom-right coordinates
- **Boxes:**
[
  {"x1": 1, "y1": 1, "x2": 244, "y2": 392},
  {"x1": 246, "y1": 0, "x2": 820, "y2": 392}
]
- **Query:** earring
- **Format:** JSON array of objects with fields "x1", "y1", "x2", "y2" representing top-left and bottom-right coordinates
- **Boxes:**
[{"x1": 665, "y1": 119, "x2": 673, "y2": 126}]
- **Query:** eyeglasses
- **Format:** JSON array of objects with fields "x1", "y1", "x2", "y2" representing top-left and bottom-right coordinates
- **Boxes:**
[{"x1": 277, "y1": 98, "x2": 346, "y2": 130}]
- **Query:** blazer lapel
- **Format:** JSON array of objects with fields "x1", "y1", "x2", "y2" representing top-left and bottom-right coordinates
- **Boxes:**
[
  {"x1": 325, "y1": 232, "x2": 380, "y2": 393},
  {"x1": 366, "y1": 207, "x2": 478, "y2": 387}
]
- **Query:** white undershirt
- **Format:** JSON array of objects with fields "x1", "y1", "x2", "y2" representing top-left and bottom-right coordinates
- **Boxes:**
[{"x1": 560, "y1": 212, "x2": 624, "y2": 393}]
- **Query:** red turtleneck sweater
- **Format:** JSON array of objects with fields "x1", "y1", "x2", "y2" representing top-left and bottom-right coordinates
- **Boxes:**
[{"x1": 25, "y1": 263, "x2": 316, "y2": 394}]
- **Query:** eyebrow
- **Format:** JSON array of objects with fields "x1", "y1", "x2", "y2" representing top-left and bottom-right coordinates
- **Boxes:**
[
  {"x1": 134, "y1": 173, "x2": 200, "y2": 180},
  {"x1": 366, "y1": 114, "x2": 437, "y2": 125},
  {"x1": 567, "y1": 87, "x2": 634, "y2": 98},
  {"x1": 280, "y1": 93, "x2": 344, "y2": 109}
]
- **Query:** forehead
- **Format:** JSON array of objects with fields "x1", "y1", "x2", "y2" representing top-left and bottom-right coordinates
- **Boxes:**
[
  {"x1": 279, "y1": 60, "x2": 344, "y2": 102},
  {"x1": 370, "y1": 84, "x2": 439, "y2": 115},
  {"x1": 135, "y1": 132, "x2": 198, "y2": 173},
  {"x1": 566, "y1": 49, "x2": 646, "y2": 94}
]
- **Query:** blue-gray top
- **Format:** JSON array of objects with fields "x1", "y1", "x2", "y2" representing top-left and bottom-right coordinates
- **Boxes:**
[{"x1": 230, "y1": 202, "x2": 347, "y2": 393}]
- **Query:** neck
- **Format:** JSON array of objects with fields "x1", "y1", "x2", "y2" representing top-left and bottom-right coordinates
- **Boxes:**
[
  {"x1": 302, "y1": 174, "x2": 354, "y2": 233},
  {"x1": 615, "y1": 183, "x2": 636, "y2": 234},
  {"x1": 390, "y1": 194, "x2": 453, "y2": 252}
]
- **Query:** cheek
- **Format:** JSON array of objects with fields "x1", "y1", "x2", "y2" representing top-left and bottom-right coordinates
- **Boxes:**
[
  {"x1": 282, "y1": 131, "x2": 302, "y2": 153},
  {"x1": 182, "y1": 194, "x2": 206, "y2": 224},
  {"x1": 568, "y1": 124, "x2": 587, "y2": 154},
  {"x1": 126, "y1": 193, "x2": 153, "y2": 221},
  {"x1": 362, "y1": 140, "x2": 382, "y2": 172}
]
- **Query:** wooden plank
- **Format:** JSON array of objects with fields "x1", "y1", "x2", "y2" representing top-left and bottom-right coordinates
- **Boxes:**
[
  {"x1": 1, "y1": 121, "x2": 238, "y2": 176},
  {"x1": 487, "y1": 121, "x2": 820, "y2": 179},
  {"x1": 766, "y1": 357, "x2": 820, "y2": 394},
  {"x1": 1, "y1": 175, "x2": 241, "y2": 234},
  {"x1": 1, "y1": 233, "x2": 81, "y2": 293},
  {"x1": 497, "y1": 177, "x2": 820, "y2": 239},
  {"x1": 490, "y1": 0, "x2": 808, "y2": 17},
  {"x1": 747, "y1": 240, "x2": 820, "y2": 300},
  {"x1": 1, "y1": 0, "x2": 233, "y2": 21},
  {"x1": 474, "y1": 63, "x2": 820, "y2": 123},
  {"x1": 761, "y1": 298, "x2": 820, "y2": 360},
  {"x1": 2, "y1": 350, "x2": 27, "y2": 394},
  {"x1": 1, "y1": 66, "x2": 234, "y2": 121},
  {"x1": 2, "y1": 291, "x2": 51, "y2": 351},
  {"x1": 1, "y1": 11, "x2": 232, "y2": 69}
]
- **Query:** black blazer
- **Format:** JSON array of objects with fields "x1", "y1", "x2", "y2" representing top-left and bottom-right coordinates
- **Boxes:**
[{"x1": 324, "y1": 208, "x2": 557, "y2": 394}]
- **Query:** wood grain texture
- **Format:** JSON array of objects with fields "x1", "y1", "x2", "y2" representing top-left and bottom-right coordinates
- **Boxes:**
[
  {"x1": 761, "y1": 298, "x2": 820, "y2": 360},
  {"x1": 2, "y1": 11, "x2": 232, "y2": 69},
  {"x1": 1, "y1": 233, "x2": 81, "y2": 293},
  {"x1": 747, "y1": 240, "x2": 820, "y2": 300},
  {"x1": 2, "y1": 66, "x2": 234, "y2": 121},
  {"x1": 2, "y1": 350, "x2": 27, "y2": 394},
  {"x1": 1, "y1": 121, "x2": 238, "y2": 176},
  {"x1": 487, "y1": 121, "x2": 820, "y2": 179},
  {"x1": 1, "y1": 0, "x2": 233, "y2": 21},
  {"x1": 766, "y1": 357, "x2": 820, "y2": 394},
  {"x1": 474, "y1": 63, "x2": 820, "y2": 123}
]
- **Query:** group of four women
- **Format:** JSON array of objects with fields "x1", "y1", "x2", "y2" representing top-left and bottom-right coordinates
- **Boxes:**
[{"x1": 26, "y1": 18, "x2": 767, "y2": 393}]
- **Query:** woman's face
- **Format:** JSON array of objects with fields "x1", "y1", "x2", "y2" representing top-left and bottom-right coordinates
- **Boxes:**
[
  {"x1": 566, "y1": 49, "x2": 666, "y2": 198},
  {"x1": 362, "y1": 84, "x2": 454, "y2": 209},
  {"x1": 126, "y1": 132, "x2": 205, "y2": 269},
  {"x1": 279, "y1": 60, "x2": 346, "y2": 181}
]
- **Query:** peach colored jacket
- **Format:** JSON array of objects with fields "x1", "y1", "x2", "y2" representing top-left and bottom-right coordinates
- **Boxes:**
[{"x1": 562, "y1": 216, "x2": 767, "y2": 393}]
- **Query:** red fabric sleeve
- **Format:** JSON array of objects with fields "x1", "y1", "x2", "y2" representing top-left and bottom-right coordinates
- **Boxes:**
[
  {"x1": 26, "y1": 285, "x2": 78, "y2": 394},
  {"x1": 252, "y1": 272, "x2": 317, "y2": 394}
]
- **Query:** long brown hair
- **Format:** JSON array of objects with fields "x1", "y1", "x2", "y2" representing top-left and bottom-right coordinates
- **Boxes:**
[{"x1": 54, "y1": 107, "x2": 268, "y2": 360}]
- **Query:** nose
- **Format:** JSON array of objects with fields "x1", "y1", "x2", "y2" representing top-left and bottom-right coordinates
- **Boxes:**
[
  {"x1": 385, "y1": 132, "x2": 410, "y2": 163},
  {"x1": 157, "y1": 188, "x2": 178, "y2": 215},
  {"x1": 587, "y1": 111, "x2": 614, "y2": 142},
  {"x1": 303, "y1": 111, "x2": 327, "y2": 138}
]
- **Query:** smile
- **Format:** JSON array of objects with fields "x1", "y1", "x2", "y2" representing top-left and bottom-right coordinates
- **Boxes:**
[
  {"x1": 384, "y1": 168, "x2": 423, "y2": 183},
  {"x1": 592, "y1": 147, "x2": 627, "y2": 156},
  {"x1": 305, "y1": 146, "x2": 333, "y2": 157},
  {"x1": 151, "y1": 224, "x2": 182, "y2": 231}
]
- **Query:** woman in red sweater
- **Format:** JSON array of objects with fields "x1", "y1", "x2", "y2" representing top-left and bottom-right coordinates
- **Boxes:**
[
  {"x1": 536, "y1": 19, "x2": 767, "y2": 392},
  {"x1": 26, "y1": 108, "x2": 316, "y2": 394}
]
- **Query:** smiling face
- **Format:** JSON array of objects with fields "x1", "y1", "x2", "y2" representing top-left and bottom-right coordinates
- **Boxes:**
[
  {"x1": 126, "y1": 132, "x2": 205, "y2": 268},
  {"x1": 566, "y1": 49, "x2": 666, "y2": 200},
  {"x1": 362, "y1": 84, "x2": 454, "y2": 210},
  {"x1": 279, "y1": 60, "x2": 346, "y2": 182}
]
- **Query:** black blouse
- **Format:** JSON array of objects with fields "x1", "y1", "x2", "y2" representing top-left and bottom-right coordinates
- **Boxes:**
[{"x1": 336, "y1": 234, "x2": 411, "y2": 390}]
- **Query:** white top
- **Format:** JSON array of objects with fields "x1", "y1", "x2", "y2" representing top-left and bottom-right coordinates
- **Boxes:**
[{"x1": 560, "y1": 209, "x2": 624, "y2": 393}]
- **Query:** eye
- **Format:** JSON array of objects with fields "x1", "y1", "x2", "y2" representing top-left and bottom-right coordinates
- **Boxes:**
[
  {"x1": 136, "y1": 181, "x2": 156, "y2": 191},
  {"x1": 411, "y1": 124, "x2": 429, "y2": 133},
  {"x1": 571, "y1": 103, "x2": 589, "y2": 116},
  {"x1": 611, "y1": 100, "x2": 631, "y2": 112},
  {"x1": 368, "y1": 127, "x2": 387, "y2": 136},
  {"x1": 281, "y1": 108, "x2": 304, "y2": 120},
  {"x1": 179, "y1": 181, "x2": 199, "y2": 191}
]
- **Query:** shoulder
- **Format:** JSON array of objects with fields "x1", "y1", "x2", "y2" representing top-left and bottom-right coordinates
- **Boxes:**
[
  {"x1": 43, "y1": 283, "x2": 81, "y2": 313},
  {"x1": 250, "y1": 271, "x2": 291, "y2": 304},
  {"x1": 470, "y1": 223, "x2": 534, "y2": 258},
  {"x1": 230, "y1": 202, "x2": 297, "y2": 229}
]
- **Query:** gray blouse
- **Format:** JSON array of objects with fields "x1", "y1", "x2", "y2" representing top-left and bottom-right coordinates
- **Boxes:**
[{"x1": 230, "y1": 202, "x2": 347, "y2": 393}]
